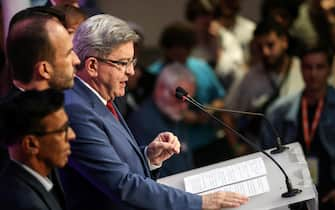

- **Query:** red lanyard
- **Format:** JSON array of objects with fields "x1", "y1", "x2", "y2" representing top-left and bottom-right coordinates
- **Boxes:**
[{"x1": 301, "y1": 97, "x2": 324, "y2": 152}]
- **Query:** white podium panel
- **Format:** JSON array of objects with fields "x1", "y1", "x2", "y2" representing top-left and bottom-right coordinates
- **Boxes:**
[{"x1": 158, "y1": 143, "x2": 318, "y2": 210}]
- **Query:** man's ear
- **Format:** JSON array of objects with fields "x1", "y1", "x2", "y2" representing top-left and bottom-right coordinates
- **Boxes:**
[
  {"x1": 35, "y1": 61, "x2": 52, "y2": 80},
  {"x1": 85, "y1": 57, "x2": 99, "y2": 77},
  {"x1": 280, "y1": 35, "x2": 288, "y2": 51},
  {"x1": 22, "y1": 135, "x2": 40, "y2": 155}
]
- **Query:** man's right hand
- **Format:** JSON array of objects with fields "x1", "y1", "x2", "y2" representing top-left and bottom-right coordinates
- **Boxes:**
[{"x1": 202, "y1": 191, "x2": 248, "y2": 210}]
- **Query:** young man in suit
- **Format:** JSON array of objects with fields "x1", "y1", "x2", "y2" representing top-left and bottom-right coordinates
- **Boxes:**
[
  {"x1": 0, "y1": 89, "x2": 76, "y2": 210},
  {"x1": 0, "y1": 7, "x2": 80, "y2": 209},
  {"x1": 60, "y1": 14, "x2": 248, "y2": 210},
  {"x1": 7, "y1": 7, "x2": 80, "y2": 93},
  {"x1": 0, "y1": 6, "x2": 80, "y2": 175}
]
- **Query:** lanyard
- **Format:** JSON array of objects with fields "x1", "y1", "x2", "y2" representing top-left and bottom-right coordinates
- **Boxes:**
[{"x1": 301, "y1": 97, "x2": 324, "y2": 152}]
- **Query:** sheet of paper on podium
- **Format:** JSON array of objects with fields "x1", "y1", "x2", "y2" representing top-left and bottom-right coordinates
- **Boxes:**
[{"x1": 184, "y1": 157, "x2": 270, "y2": 197}]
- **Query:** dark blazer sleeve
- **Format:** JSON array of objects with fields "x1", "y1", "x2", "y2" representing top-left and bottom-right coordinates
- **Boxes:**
[
  {"x1": 1, "y1": 188, "x2": 48, "y2": 210},
  {"x1": 0, "y1": 162, "x2": 63, "y2": 210},
  {"x1": 0, "y1": 146, "x2": 10, "y2": 175},
  {"x1": 64, "y1": 101, "x2": 201, "y2": 210}
]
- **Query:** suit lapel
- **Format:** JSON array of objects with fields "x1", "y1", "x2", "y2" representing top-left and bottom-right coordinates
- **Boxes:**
[
  {"x1": 8, "y1": 162, "x2": 63, "y2": 210},
  {"x1": 49, "y1": 169, "x2": 66, "y2": 209},
  {"x1": 73, "y1": 78, "x2": 151, "y2": 176},
  {"x1": 0, "y1": 85, "x2": 21, "y2": 103},
  {"x1": 108, "y1": 102, "x2": 152, "y2": 176}
]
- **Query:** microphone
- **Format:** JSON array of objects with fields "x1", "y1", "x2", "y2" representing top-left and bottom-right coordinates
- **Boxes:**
[
  {"x1": 176, "y1": 87, "x2": 287, "y2": 154},
  {"x1": 175, "y1": 86, "x2": 302, "y2": 198}
]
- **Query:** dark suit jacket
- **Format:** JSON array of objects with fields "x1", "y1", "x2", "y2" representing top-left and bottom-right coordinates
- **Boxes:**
[
  {"x1": 0, "y1": 86, "x2": 66, "y2": 208},
  {"x1": 60, "y1": 77, "x2": 201, "y2": 210},
  {"x1": 0, "y1": 146, "x2": 9, "y2": 175},
  {"x1": 0, "y1": 161, "x2": 64, "y2": 210},
  {"x1": 0, "y1": 85, "x2": 21, "y2": 175}
]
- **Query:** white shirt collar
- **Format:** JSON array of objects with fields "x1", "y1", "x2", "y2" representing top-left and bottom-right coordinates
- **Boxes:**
[
  {"x1": 15, "y1": 161, "x2": 53, "y2": 191},
  {"x1": 76, "y1": 76, "x2": 107, "y2": 105},
  {"x1": 12, "y1": 81, "x2": 25, "y2": 92}
]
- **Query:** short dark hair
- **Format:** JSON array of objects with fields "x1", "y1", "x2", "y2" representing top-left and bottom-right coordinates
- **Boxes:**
[
  {"x1": 0, "y1": 89, "x2": 64, "y2": 145},
  {"x1": 300, "y1": 45, "x2": 334, "y2": 66},
  {"x1": 254, "y1": 19, "x2": 288, "y2": 38},
  {"x1": 260, "y1": 0, "x2": 300, "y2": 23},
  {"x1": 185, "y1": 0, "x2": 213, "y2": 22},
  {"x1": 6, "y1": 15, "x2": 56, "y2": 83},
  {"x1": 53, "y1": 4, "x2": 87, "y2": 29},
  {"x1": 159, "y1": 22, "x2": 196, "y2": 50},
  {"x1": 9, "y1": 6, "x2": 66, "y2": 30}
]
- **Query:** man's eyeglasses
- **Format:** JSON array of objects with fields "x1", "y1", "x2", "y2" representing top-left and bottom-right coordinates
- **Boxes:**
[
  {"x1": 93, "y1": 56, "x2": 137, "y2": 71},
  {"x1": 31, "y1": 121, "x2": 70, "y2": 139}
]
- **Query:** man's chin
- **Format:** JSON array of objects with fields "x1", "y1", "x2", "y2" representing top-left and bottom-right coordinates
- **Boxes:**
[
  {"x1": 117, "y1": 89, "x2": 126, "y2": 97},
  {"x1": 66, "y1": 81, "x2": 75, "y2": 89},
  {"x1": 50, "y1": 80, "x2": 74, "y2": 91}
]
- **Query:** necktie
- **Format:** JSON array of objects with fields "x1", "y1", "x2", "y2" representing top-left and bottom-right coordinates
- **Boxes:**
[{"x1": 106, "y1": 101, "x2": 119, "y2": 120}]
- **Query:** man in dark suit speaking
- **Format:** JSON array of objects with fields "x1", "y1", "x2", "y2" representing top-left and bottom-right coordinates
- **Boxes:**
[
  {"x1": 60, "y1": 14, "x2": 248, "y2": 210},
  {"x1": 0, "y1": 89, "x2": 76, "y2": 210}
]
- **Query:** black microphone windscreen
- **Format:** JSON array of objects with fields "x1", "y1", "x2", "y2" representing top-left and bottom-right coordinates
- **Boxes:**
[{"x1": 175, "y1": 87, "x2": 188, "y2": 99}]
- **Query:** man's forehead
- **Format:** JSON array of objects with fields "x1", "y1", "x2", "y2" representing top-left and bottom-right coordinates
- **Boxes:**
[{"x1": 302, "y1": 52, "x2": 328, "y2": 62}]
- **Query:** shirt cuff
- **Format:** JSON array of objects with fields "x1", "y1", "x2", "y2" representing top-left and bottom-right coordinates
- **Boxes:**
[{"x1": 144, "y1": 146, "x2": 162, "y2": 171}]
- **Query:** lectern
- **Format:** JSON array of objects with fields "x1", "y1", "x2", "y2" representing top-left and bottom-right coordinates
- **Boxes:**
[{"x1": 158, "y1": 142, "x2": 318, "y2": 210}]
